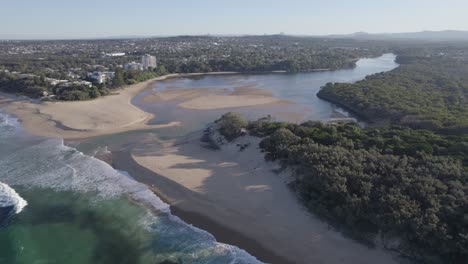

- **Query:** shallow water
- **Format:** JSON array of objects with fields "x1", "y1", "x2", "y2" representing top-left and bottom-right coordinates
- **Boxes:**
[
  {"x1": 0, "y1": 54, "x2": 399, "y2": 264},
  {"x1": 0, "y1": 113, "x2": 262, "y2": 264},
  {"x1": 132, "y1": 53, "x2": 398, "y2": 136}
]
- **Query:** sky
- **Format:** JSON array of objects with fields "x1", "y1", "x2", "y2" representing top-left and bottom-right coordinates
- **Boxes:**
[{"x1": 1, "y1": 0, "x2": 467, "y2": 39}]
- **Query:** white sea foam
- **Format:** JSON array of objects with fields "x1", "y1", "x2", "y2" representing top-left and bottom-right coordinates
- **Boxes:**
[
  {"x1": 0, "y1": 112, "x2": 21, "y2": 134},
  {"x1": 0, "y1": 182, "x2": 28, "y2": 214},
  {"x1": 0, "y1": 138, "x2": 171, "y2": 212},
  {"x1": 0, "y1": 112, "x2": 262, "y2": 263}
]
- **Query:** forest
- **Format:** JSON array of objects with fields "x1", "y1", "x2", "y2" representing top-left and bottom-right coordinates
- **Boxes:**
[
  {"x1": 216, "y1": 113, "x2": 468, "y2": 263},
  {"x1": 0, "y1": 36, "x2": 384, "y2": 100},
  {"x1": 317, "y1": 54, "x2": 468, "y2": 133}
]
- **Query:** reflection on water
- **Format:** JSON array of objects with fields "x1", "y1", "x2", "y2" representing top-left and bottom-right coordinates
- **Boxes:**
[
  {"x1": 0, "y1": 54, "x2": 399, "y2": 264},
  {"x1": 132, "y1": 53, "x2": 398, "y2": 136}
]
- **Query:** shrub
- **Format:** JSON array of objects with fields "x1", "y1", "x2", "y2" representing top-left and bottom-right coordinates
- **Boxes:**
[{"x1": 216, "y1": 112, "x2": 248, "y2": 141}]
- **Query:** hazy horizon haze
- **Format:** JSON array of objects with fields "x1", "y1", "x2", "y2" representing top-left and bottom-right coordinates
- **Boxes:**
[{"x1": 1, "y1": 0, "x2": 467, "y2": 40}]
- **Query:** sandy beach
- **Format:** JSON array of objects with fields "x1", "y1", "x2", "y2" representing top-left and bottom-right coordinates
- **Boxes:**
[
  {"x1": 115, "y1": 131, "x2": 398, "y2": 264},
  {"x1": 0, "y1": 72, "x2": 290, "y2": 139},
  {"x1": 0, "y1": 75, "x2": 184, "y2": 139},
  {"x1": 1, "y1": 71, "x2": 400, "y2": 263},
  {"x1": 178, "y1": 94, "x2": 283, "y2": 110},
  {"x1": 140, "y1": 84, "x2": 288, "y2": 110}
]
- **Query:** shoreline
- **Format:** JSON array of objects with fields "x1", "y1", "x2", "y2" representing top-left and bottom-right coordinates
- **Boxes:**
[
  {"x1": 1, "y1": 55, "x2": 400, "y2": 263},
  {"x1": 0, "y1": 65, "x2": 373, "y2": 140},
  {"x1": 109, "y1": 149, "x2": 294, "y2": 264},
  {"x1": 0, "y1": 71, "x2": 280, "y2": 140},
  {"x1": 106, "y1": 131, "x2": 398, "y2": 264},
  {"x1": 316, "y1": 91, "x2": 394, "y2": 128}
]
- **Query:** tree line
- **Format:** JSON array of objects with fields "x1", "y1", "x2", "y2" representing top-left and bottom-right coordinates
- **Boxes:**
[
  {"x1": 317, "y1": 54, "x2": 468, "y2": 133},
  {"x1": 216, "y1": 113, "x2": 468, "y2": 263}
]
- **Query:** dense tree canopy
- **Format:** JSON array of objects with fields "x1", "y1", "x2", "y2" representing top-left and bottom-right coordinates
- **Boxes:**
[
  {"x1": 318, "y1": 56, "x2": 468, "y2": 133},
  {"x1": 215, "y1": 112, "x2": 248, "y2": 141},
  {"x1": 217, "y1": 113, "x2": 468, "y2": 263}
]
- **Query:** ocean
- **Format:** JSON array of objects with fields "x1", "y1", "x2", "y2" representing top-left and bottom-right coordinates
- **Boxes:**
[
  {"x1": 0, "y1": 53, "x2": 399, "y2": 263},
  {"x1": 0, "y1": 112, "x2": 261, "y2": 264}
]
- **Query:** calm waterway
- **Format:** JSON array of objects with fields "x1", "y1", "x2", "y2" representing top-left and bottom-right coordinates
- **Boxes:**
[
  {"x1": 0, "y1": 53, "x2": 398, "y2": 264},
  {"x1": 133, "y1": 53, "x2": 398, "y2": 136}
]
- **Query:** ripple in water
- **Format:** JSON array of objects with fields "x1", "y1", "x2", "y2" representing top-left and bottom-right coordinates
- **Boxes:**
[{"x1": 0, "y1": 112, "x2": 261, "y2": 264}]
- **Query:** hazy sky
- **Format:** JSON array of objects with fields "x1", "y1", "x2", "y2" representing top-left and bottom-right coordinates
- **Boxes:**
[{"x1": 1, "y1": 0, "x2": 467, "y2": 39}]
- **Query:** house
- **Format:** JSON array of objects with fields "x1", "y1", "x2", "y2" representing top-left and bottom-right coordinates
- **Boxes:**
[{"x1": 87, "y1": 71, "x2": 115, "y2": 84}]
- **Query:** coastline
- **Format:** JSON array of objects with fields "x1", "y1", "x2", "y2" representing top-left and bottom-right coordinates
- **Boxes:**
[
  {"x1": 0, "y1": 56, "x2": 401, "y2": 263},
  {"x1": 0, "y1": 67, "x2": 378, "y2": 140},
  {"x1": 109, "y1": 149, "x2": 294, "y2": 264},
  {"x1": 0, "y1": 72, "x2": 239, "y2": 140},
  {"x1": 106, "y1": 131, "x2": 398, "y2": 264}
]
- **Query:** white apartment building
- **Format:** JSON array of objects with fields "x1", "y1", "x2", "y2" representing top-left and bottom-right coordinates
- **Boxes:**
[{"x1": 141, "y1": 54, "x2": 157, "y2": 70}]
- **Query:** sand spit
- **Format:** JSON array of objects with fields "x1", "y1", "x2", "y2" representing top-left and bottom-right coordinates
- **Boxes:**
[
  {"x1": 0, "y1": 73, "x2": 245, "y2": 139},
  {"x1": 128, "y1": 131, "x2": 399, "y2": 264}
]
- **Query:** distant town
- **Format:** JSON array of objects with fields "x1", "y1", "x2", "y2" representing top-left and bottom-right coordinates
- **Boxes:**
[{"x1": 1, "y1": 35, "x2": 468, "y2": 100}]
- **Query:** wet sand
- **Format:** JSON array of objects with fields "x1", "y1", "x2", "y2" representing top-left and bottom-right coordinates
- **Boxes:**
[
  {"x1": 140, "y1": 84, "x2": 288, "y2": 110},
  {"x1": 178, "y1": 94, "x2": 283, "y2": 110},
  {"x1": 0, "y1": 76, "x2": 182, "y2": 139},
  {"x1": 0, "y1": 72, "x2": 239, "y2": 139},
  {"x1": 110, "y1": 149, "x2": 295, "y2": 264},
  {"x1": 113, "y1": 131, "x2": 398, "y2": 264},
  {"x1": 1, "y1": 65, "x2": 401, "y2": 263}
]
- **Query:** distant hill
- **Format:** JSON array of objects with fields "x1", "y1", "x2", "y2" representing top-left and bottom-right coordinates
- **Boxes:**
[{"x1": 330, "y1": 30, "x2": 468, "y2": 42}]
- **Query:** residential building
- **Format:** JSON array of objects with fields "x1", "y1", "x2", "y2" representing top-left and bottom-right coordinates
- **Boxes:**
[
  {"x1": 141, "y1": 54, "x2": 157, "y2": 70},
  {"x1": 60, "y1": 81, "x2": 92, "y2": 88},
  {"x1": 124, "y1": 62, "x2": 143, "y2": 71},
  {"x1": 87, "y1": 71, "x2": 115, "y2": 84},
  {"x1": 104, "y1": 52, "x2": 126, "y2": 57},
  {"x1": 45, "y1": 78, "x2": 68, "y2": 86}
]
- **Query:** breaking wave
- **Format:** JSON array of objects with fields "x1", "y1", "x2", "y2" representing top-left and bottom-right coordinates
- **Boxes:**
[
  {"x1": 0, "y1": 181, "x2": 27, "y2": 225},
  {"x1": 0, "y1": 111, "x2": 262, "y2": 263}
]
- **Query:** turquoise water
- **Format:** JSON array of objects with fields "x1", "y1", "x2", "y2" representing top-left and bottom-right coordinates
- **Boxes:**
[
  {"x1": 0, "y1": 54, "x2": 399, "y2": 264},
  {"x1": 0, "y1": 113, "x2": 261, "y2": 264}
]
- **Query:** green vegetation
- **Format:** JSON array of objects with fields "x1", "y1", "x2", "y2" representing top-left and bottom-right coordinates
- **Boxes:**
[
  {"x1": 0, "y1": 73, "x2": 47, "y2": 97},
  {"x1": 318, "y1": 56, "x2": 468, "y2": 132},
  {"x1": 0, "y1": 71, "x2": 110, "y2": 100},
  {"x1": 154, "y1": 35, "x2": 385, "y2": 73},
  {"x1": 0, "y1": 66, "x2": 168, "y2": 100},
  {"x1": 217, "y1": 113, "x2": 468, "y2": 263},
  {"x1": 215, "y1": 112, "x2": 248, "y2": 141},
  {"x1": 53, "y1": 85, "x2": 110, "y2": 100},
  {"x1": 0, "y1": 36, "x2": 385, "y2": 100},
  {"x1": 113, "y1": 66, "x2": 168, "y2": 86}
]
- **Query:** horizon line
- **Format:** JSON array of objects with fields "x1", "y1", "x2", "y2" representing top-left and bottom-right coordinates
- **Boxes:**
[{"x1": 1, "y1": 29, "x2": 468, "y2": 41}]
